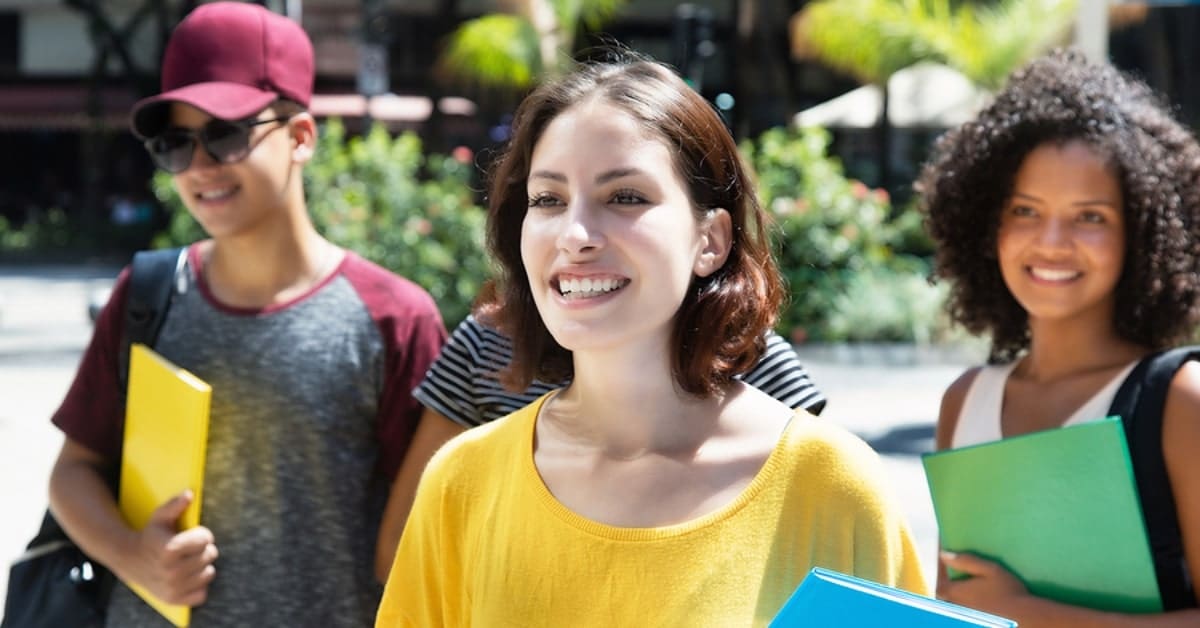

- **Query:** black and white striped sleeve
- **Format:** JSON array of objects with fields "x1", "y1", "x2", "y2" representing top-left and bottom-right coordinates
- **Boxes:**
[
  {"x1": 738, "y1": 331, "x2": 826, "y2": 415},
  {"x1": 412, "y1": 315, "x2": 553, "y2": 428}
]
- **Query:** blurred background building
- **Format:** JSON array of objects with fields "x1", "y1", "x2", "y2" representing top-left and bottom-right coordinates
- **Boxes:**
[{"x1": 1, "y1": 0, "x2": 1199, "y2": 258}]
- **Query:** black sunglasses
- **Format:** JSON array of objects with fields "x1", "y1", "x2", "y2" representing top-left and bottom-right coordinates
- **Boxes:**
[{"x1": 144, "y1": 116, "x2": 291, "y2": 174}]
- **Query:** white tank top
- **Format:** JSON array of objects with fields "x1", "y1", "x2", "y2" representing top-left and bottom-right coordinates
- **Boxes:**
[{"x1": 951, "y1": 360, "x2": 1139, "y2": 448}]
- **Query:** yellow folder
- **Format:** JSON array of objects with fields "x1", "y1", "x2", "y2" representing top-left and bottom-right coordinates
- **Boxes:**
[{"x1": 119, "y1": 343, "x2": 212, "y2": 627}]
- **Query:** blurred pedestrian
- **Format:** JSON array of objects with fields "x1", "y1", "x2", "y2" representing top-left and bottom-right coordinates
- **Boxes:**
[{"x1": 47, "y1": 3, "x2": 447, "y2": 626}]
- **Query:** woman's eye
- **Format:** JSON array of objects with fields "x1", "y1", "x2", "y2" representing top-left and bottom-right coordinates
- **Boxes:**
[
  {"x1": 1078, "y1": 211, "x2": 1106, "y2": 224},
  {"x1": 610, "y1": 189, "x2": 647, "y2": 205},
  {"x1": 1009, "y1": 204, "x2": 1036, "y2": 217},
  {"x1": 527, "y1": 193, "x2": 562, "y2": 208}
]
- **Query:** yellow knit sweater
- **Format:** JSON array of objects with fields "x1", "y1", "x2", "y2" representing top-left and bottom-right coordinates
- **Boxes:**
[{"x1": 378, "y1": 394, "x2": 928, "y2": 627}]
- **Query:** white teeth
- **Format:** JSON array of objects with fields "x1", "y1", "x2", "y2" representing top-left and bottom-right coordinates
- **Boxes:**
[
  {"x1": 558, "y1": 277, "x2": 624, "y2": 298},
  {"x1": 1030, "y1": 267, "x2": 1080, "y2": 281},
  {"x1": 199, "y1": 188, "x2": 234, "y2": 200}
]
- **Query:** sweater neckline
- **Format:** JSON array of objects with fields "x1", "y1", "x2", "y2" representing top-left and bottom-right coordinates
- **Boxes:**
[{"x1": 517, "y1": 391, "x2": 800, "y2": 541}]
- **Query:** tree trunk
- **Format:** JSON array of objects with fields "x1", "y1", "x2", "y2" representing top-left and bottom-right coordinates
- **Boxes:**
[
  {"x1": 876, "y1": 82, "x2": 891, "y2": 192},
  {"x1": 421, "y1": 0, "x2": 462, "y2": 152},
  {"x1": 516, "y1": 0, "x2": 565, "y2": 78}
]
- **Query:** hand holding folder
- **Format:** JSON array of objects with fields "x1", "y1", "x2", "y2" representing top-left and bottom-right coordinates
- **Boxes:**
[
  {"x1": 922, "y1": 417, "x2": 1162, "y2": 614},
  {"x1": 119, "y1": 343, "x2": 212, "y2": 627}
]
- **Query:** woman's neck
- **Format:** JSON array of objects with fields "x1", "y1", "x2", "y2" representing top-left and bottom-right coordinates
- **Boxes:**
[
  {"x1": 542, "y1": 347, "x2": 725, "y2": 458},
  {"x1": 1022, "y1": 314, "x2": 1146, "y2": 381}
]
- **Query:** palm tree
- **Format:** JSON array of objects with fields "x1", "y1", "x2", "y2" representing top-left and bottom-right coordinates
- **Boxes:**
[
  {"x1": 437, "y1": 0, "x2": 628, "y2": 92},
  {"x1": 791, "y1": 0, "x2": 1076, "y2": 189}
]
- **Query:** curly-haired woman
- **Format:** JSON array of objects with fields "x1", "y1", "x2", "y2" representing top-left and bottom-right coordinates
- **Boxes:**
[{"x1": 918, "y1": 48, "x2": 1200, "y2": 626}]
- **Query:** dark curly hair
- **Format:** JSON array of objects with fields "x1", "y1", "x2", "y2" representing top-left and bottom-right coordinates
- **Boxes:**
[
  {"x1": 479, "y1": 54, "x2": 783, "y2": 396},
  {"x1": 916, "y1": 48, "x2": 1200, "y2": 363}
]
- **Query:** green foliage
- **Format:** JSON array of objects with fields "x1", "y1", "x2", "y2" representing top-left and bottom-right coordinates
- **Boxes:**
[
  {"x1": 573, "y1": 0, "x2": 627, "y2": 30},
  {"x1": 438, "y1": 0, "x2": 629, "y2": 91},
  {"x1": 794, "y1": 0, "x2": 939, "y2": 84},
  {"x1": 0, "y1": 210, "x2": 72, "y2": 251},
  {"x1": 150, "y1": 174, "x2": 205, "y2": 246},
  {"x1": 825, "y1": 265, "x2": 948, "y2": 343},
  {"x1": 152, "y1": 119, "x2": 489, "y2": 328},
  {"x1": 741, "y1": 126, "x2": 945, "y2": 342},
  {"x1": 948, "y1": 0, "x2": 1078, "y2": 89},
  {"x1": 0, "y1": 206, "x2": 157, "y2": 257},
  {"x1": 438, "y1": 14, "x2": 544, "y2": 90},
  {"x1": 794, "y1": 0, "x2": 1076, "y2": 88}
]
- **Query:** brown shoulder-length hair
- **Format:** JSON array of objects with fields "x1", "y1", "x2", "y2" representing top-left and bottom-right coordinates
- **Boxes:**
[{"x1": 480, "y1": 55, "x2": 783, "y2": 397}]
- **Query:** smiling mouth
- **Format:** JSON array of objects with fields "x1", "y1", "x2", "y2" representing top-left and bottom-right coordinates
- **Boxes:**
[
  {"x1": 196, "y1": 187, "x2": 236, "y2": 202},
  {"x1": 1028, "y1": 266, "x2": 1082, "y2": 282},
  {"x1": 555, "y1": 276, "x2": 629, "y2": 300}
]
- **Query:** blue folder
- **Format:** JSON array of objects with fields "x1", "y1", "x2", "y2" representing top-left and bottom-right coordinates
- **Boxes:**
[{"x1": 770, "y1": 568, "x2": 1016, "y2": 627}]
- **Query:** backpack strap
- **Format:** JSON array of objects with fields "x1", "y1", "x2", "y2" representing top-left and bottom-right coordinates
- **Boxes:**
[
  {"x1": 116, "y1": 247, "x2": 187, "y2": 392},
  {"x1": 1108, "y1": 346, "x2": 1200, "y2": 610}
]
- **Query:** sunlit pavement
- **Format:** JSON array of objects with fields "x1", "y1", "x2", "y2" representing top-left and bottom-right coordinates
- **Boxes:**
[
  {"x1": 0, "y1": 263, "x2": 121, "y2": 607},
  {"x1": 0, "y1": 263, "x2": 962, "y2": 605}
]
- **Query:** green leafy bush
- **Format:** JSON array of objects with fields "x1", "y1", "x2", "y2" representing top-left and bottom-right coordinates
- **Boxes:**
[
  {"x1": 824, "y1": 264, "x2": 949, "y2": 343},
  {"x1": 740, "y1": 126, "x2": 945, "y2": 342},
  {"x1": 152, "y1": 120, "x2": 489, "y2": 328},
  {"x1": 0, "y1": 210, "x2": 71, "y2": 251}
]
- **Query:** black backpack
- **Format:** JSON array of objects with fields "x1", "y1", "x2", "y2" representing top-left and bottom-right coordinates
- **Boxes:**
[
  {"x1": 1108, "y1": 346, "x2": 1200, "y2": 611},
  {"x1": 1, "y1": 247, "x2": 186, "y2": 628}
]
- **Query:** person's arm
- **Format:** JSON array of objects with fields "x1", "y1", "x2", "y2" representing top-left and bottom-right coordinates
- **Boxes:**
[
  {"x1": 939, "y1": 552, "x2": 1200, "y2": 627},
  {"x1": 377, "y1": 434, "x2": 466, "y2": 627},
  {"x1": 49, "y1": 438, "x2": 218, "y2": 606},
  {"x1": 937, "y1": 363, "x2": 1200, "y2": 627},
  {"x1": 933, "y1": 367, "x2": 978, "y2": 594},
  {"x1": 374, "y1": 407, "x2": 466, "y2": 582}
]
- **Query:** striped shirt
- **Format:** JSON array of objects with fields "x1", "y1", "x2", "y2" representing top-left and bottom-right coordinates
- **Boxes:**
[{"x1": 413, "y1": 315, "x2": 826, "y2": 428}]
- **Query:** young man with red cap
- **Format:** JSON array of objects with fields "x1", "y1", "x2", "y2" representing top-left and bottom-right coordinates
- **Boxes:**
[{"x1": 46, "y1": 3, "x2": 447, "y2": 626}]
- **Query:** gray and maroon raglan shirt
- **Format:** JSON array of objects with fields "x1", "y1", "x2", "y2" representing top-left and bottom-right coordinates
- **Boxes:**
[{"x1": 52, "y1": 244, "x2": 447, "y2": 628}]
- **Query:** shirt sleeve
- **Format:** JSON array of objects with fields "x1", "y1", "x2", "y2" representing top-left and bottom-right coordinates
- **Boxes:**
[
  {"x1": 50, "y1": 267, "x2": 131, "y2": 460},
  {"x1": 412, "y1": 315, "x2": 493, "y2": 428},
  {"x1": 807, "y1": 421, "x2": 931, "y2": 596},
  {"x1": 412, "y1": 315, "x2": 551, "y2": 428},
  {"x1": 740, "y1": 330, "x2": 827, "y2": 414},
  {"x1": 345, "y1": 256, "x2": 450, "y2": 480}
]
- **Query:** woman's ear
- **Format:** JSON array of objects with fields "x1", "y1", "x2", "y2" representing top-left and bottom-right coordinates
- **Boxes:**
[
  {"x1": 694, "y1": 208, "x2": 733, "y2": 277},
  {"x1": 289, "y1": 112, "x2": 317, "y2": 163}
]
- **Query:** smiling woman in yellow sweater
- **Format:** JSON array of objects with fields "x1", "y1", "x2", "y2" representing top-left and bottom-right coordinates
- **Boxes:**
[{"x1": 377, "y1": 53, "x2": 927, "y2": 627}]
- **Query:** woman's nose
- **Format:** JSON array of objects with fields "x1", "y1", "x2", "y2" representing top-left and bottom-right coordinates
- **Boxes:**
[
  {"x1": 556, "y1": 204, "x2": 604, "y2": 255},
  {"x1": 1034, "y1": 217, "x2": 1072, "y2": 249}
]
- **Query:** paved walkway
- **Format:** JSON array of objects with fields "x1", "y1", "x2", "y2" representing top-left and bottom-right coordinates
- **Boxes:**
[
  {"x1": 0, "y1": 263, "x2": 123, "y2": 607},
  {"x1": 0, "y1": 263, "x2": 971, "y2": 606}
]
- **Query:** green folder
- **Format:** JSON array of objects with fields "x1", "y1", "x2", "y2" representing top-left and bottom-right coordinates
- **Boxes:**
[{"x1": 922, "y1": 417, "x2": 1162, "y2": 614}]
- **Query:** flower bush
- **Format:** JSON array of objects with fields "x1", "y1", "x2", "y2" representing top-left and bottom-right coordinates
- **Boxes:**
[{"x1": 740, "y1": 125, "x2": 945, "y2": 343}]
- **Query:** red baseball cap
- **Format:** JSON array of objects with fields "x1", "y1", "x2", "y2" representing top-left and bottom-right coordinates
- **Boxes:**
[{"x1": 130, "y1": 1, "x2": 314, "y2": 139}]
